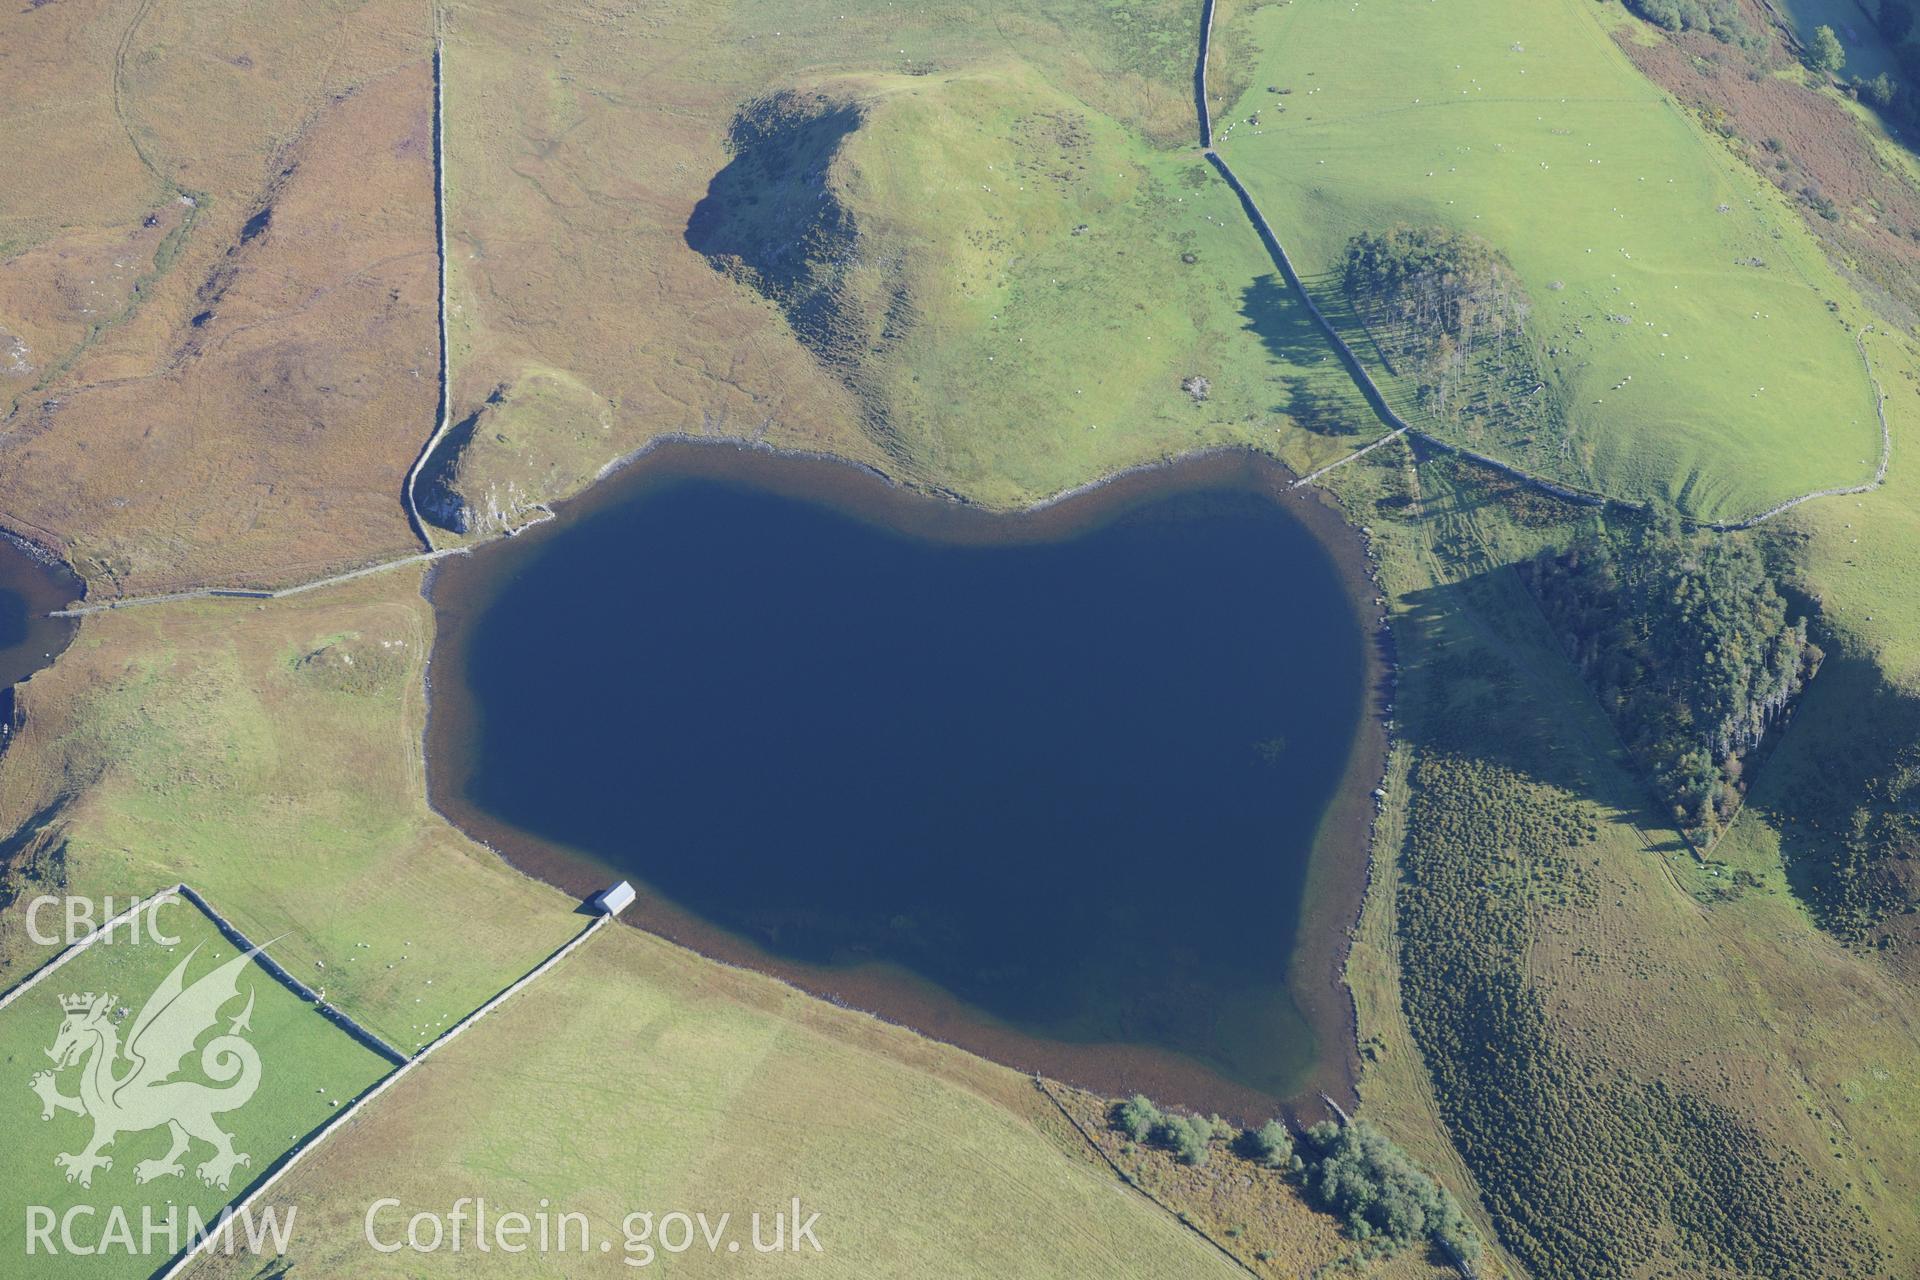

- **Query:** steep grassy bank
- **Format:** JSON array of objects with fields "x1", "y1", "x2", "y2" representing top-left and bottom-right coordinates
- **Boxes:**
[{"x1": 1325, "y1": 434, "x2": 1920, "y2": 1276}]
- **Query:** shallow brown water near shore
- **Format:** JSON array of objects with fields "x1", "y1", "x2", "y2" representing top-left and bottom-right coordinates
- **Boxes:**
[{"x1": 427, "y1": 441, "x2": 1386, "y2": 1120}]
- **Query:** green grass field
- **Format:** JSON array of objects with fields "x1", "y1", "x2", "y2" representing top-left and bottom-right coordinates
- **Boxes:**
[
  {"x1": 0, "y1": 901, "x2": 391, "y2": 1279},
  {"x1": 1213, "y1": 0, "x2": 1884, "y2": 520},
  {"x1": 784, "y1": 60, "x2": 1380, "y2": 502},
  {"x1": 1785, "y1": 328, "x2": 1920, "y2": 670},
  {"x1": 0, "y1": 575, "x2": 589, "y2": 1051},
  {"x1": 187, "y1": 924, "x2": 1253, "y2": 1279}
]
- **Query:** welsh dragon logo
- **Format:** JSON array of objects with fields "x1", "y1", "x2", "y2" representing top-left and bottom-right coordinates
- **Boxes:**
[{"x1": 30, "y1": 944, "x2": 264, "y2": 1191}]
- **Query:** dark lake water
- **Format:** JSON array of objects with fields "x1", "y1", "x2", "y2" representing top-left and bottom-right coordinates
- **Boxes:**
[
  {"x1": 430, "y1": 444, "x2": 1381, "y2": 1114},
  {"x1": 0, "y1": 536, "x2": 80, "y2": 697}
]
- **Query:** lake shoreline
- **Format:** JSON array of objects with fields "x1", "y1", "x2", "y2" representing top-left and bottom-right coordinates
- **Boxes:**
[
  {"x1": 0, "y1": 531, "x2": 83, "y2": 699},
  {"x1": 424, "y1": 438, "x2": 1390, "y2": 1123}
]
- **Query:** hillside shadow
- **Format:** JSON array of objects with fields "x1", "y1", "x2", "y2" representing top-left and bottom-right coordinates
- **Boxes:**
[
  {"x1": 412, "y1": 407, "x2": 483, "y2": 535},
  {"x1": 1390, "y1": 561, "x2": 1689, "y2": 855},
  {"x1": 1295, "y1": 268, "x2": 1404, "y2": 377},
  {"x1": 683, "y1": 92, "x2": 866, "y2": 363},
  {"x1": 1742, "y1": 648, "x2": 1920, "y2": 948}
]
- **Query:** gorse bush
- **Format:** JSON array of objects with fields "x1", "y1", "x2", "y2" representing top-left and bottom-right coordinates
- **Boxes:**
[
  {"x1": 1858, "y1": 72, "x2": 1900, "y2": 109},
  {"x1": 1112, "y1": 1094, "x2": 1161, "y2": 1142},
  {"x1": 1108, "y1": 1096, "x2": 1225, "y2": 1165},
  {"x1": 1301, "y1": 1121, "x2": 1480, "y2": 1261},
  {"x1": 1110, "y1": 1098, "x2": 1473, "y2": 1251},
  {"x1": 1153, "y1": 1112, "x2": 1217, "y2": 1166},
  {"x1": 1240, "y1": 1119, "x2": 1294, "y2": 1168}
]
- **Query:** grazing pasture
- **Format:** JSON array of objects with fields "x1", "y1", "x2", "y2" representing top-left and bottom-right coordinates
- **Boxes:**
[
  {"x1": 0, "y1": 573, "x2": 586, "y2": 1049},
  {"x1": 0, "y1": 901, "x2": 391, "y2": 1279},
  {"x1": 185, "y1": 924, "x2": 1258, "y2": 1280},
  {"x1": 1212, "y1": 0, "x2": 1883, "y2": 521}
]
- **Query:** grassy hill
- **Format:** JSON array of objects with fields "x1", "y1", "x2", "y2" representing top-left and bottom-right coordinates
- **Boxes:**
[
  {"x1": 675, "y1": 62, "x2": 1383, "y2": 502},
  {"x1": 1211, "y1": 0, "x2": 1884, "y2": 521},
  {"x1": 429, "y1": 0, "x2": 1380, "y2": 533}
]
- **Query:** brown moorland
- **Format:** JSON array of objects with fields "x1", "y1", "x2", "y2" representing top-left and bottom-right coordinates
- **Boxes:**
[{"x1": 0, "y1": 0, "x2": 438, "y2": 595}]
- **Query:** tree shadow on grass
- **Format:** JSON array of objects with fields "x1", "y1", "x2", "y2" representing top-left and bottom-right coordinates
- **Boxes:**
[
  {"x1": 1238, "y1": 274, "x2": 1370, "y2": 436},
  {"x1": 1294, "y1": 268, "x2": 1402, "y2": 373}
]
